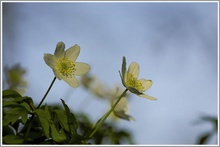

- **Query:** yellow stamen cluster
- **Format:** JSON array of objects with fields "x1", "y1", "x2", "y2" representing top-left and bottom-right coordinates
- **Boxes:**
[
  {"x1": 126, "y1": 73, "x2": 144, "y2": 92},
  {"x1": 57, "y1": 58, "x2": 75, "y2": 77}
]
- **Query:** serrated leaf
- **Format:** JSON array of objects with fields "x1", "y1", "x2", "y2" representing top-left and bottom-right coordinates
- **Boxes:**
[
  {"x1": 45, "y1": 104, "x2": 52, "y2": 119},
  {"x1": 50, "y1": 124, "x2": 66, "y2": 142},
  {"x1": 3, "y1": 107, "x2": 29, "y2": 126},
  {"x1": 3, "y1": 101, "x2": 19, "y2": 107},
  {"x1": 61, "y1": 99, "x2": 71, "y2": 114},
  {"x1": 69, "y1": 113, "x2": 78, "y2": 132},
  {"x1": 3, "y1": 90, "x2": 21, "y2": 98},
  {"x1": 3, "y1": 134, "x2": 24, "y2": 144},
  {"x1": 21, "y1": 102, "x2": 31, "y2": 112},
  {"x1": 35, "y1": 109, "x2": 51, "y2": 138},
  {"x1": 61, "y1": 99, "x2": 78, "y2": 133},
  {"x1": 14, "y1": 97, "x2": 26, "y2": 102},
  {"x1": 54, "y1": 109, "x2": 69, "y2": 131},
  {"x1": 3, "y1": 114, "x2": 19, "y2": 126},
  {"x1": 21, "y1": 112, "x2": 28, "y2": 124},
  {"x1": 3, "y1": 101, "x2": 31, "y2": 113}
]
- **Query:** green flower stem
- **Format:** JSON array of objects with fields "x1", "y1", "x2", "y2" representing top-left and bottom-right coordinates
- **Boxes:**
[
  {"x1": 84, "y1": 110, "x2": 109, "y2": 140},
  {"x1": 23, "y1": 77, "x2": 56, "y2": 143},
  {"x1": 88, "y1": 89, "x2": 128, "y2": 138},
  {"x1": 37, "y1": 77, "x2": 56, "y2": 109},
  {"x1": 89, "y1": 110, "x2": 109, "y2": 133}
]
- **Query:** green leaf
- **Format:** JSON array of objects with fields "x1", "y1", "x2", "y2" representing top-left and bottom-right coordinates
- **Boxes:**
[
  {"x1": 3, "y1": 134, "x2": 24, "y2": 144},
  {"x1": 197, "y1": 132, "x2": 212, "y2": 144},
  {"x1": 3, "y1": 101, "x2": 19, "y2": 107},
  {"x1": 20, "y1": 102, "x2": 31, "y2": 112},
  {"x1": 3, "y1": 90, "x2": 21, "y2": 98},
  {"x1": 3, "y1": 101, "x2": 31, "y2": 112},
  {"x1": 14, "y1": 97, "x2": 26, "y2": 102},
  {"x1": 61, "y1": 99, "x2": 78, "y2": 133},
  {"x1": 35, "y1": 109, "x2": 51, "y2": 138},
  {"x1": 21, "y1": 112, "x2": 28, "y2": 124},
  {"x1": 53, "y1": 109, "x2": 69, "y2": 131},
  {"x1": 3, "y1": 107, "x2": 29, "y2": 126},
  {"x1": 23, "y1": 97, "x2": 34, "y2": 106},
  {"x1": 60, "y1": 99, "x2": 84, "y2": 143},
  {"x1": 50, "y1": 124, "x2": 66, "y2": 142},
  {"x1": 45, "y1": 104, "x2": 52, "y2": 119}
]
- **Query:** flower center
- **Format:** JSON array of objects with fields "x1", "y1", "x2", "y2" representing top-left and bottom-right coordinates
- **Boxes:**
[
  {"x1": 126, "y1": 73, "x2": 144, "y2": 91},
  {"x1": 57, "y1": 58, "x2": 75, "y2": 77}
]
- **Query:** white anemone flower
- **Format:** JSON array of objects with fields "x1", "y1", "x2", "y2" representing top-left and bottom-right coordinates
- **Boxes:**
[
  {"x1": 120, "y1": 56, "x2": 157, "y2": 100},
  {"x1": 44, "y1": 42, "x2": 90, "y2": 88}
]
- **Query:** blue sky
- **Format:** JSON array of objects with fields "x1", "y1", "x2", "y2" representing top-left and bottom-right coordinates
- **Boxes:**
[{"x1": 2, "y1": 2, "x2": 218, "y2": 144}]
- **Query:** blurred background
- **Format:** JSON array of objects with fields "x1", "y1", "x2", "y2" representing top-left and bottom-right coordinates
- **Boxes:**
[{"x1": 2, "y1": 2, "x2": 218, "y2": 145}]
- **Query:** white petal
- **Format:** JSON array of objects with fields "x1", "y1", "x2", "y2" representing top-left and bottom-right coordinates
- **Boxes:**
[
  {"x1": 127, "y1": 62, "x2": 140, "y2": 78},
  {"x1": 62, "y1": 76, "x2": 79, "y2": 88},
  {"x1": 65, "y1": 44, "x2": 80, "y2": 62},
  {"x1": 44, "y1": 54, "x2": 56, "y2": 68},
  {"x1": 53, "y1": 69, "x2": 63, "y2": 80},
  {"x1": 138, "y1": 94, "x2": 157, "y2": 100},
  {"x1": 54, "y1": 42, "x2": 65, "y2": 58},
  {"x1": 140, "y1": 79, "x2": 152, "y2": 91},
  {"x1": 74, "y1": 62, "x2": 90, "y2": 76}
]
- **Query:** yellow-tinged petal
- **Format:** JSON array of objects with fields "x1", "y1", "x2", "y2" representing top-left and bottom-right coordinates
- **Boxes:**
[
  {"x1": 44, "y1": 54, "x2": 57, "y2": 69},
  {"x1": 62, "y1": 76, "x2": 79, "y2": 88},
  {"x1": 44, "y1": 42, "x2": 91, "y2": 88},
  {"x1": 139, "y1": 94, "x2": 157, "y2": 100},
  {"x1": 54, "y1": 42, "x2": 65, "y2": 59},
  {"x1": 65, "y1": 44, "x2": 80, "y2": 62},
  {"x1": 139, "y1": 79, "x2": 152, "y2": 91},
  {"x1": 53, "y1": 69, "x2": 63, "y2": 80},
  {"x1": 74, "y1": 62, "x2": 90, "y2": 76},
  {"x1": 127, "y1": 62, "x2": 140, "y2": 79}
]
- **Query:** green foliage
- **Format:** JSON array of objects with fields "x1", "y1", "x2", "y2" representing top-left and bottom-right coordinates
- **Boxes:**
[
  {"x1": 3, "y1": 134, "x2": 24, "y2": 144},
  {"x1": 60, "y1": 99, "x2": 84, "y2": 144},
  {"x1": 2, "y1": 90, "x2": 34, "y2": 144},
  {"x1": 3, "y1": 90, "x2": 32, "y2": 126},
  {"x1": 76, "y1": 112, "x2": 134, "y2": 144},
  {"x1": 196, "y1": 115, "x2": 218, "y2": 144},
  {"x1": 2, "y1": 90, "x2": 134, "y2": 144},
  {"x1": 2, "y1": 62, "x2": 135, "y2": 145},
  {"x1": 35, "y1": 108, "x2": 51, "y2": 138},
  {"x1": 3, "y1": 89, "x2": 22, "y2": 98},
  {"x1": 3, "y1": 107, "x2": 29, "y2": 125}
]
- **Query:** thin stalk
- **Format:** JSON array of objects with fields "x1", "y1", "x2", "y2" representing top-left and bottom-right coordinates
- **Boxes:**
[
  {"x1": 37, "y1": 77, "x2": 56, "y2": 109},
  {"x1": 88, "y1": 89, "x2": 128, "y2": 138},
  {"x1": 85, "y1": 110, "x2": 109, "y2": 138}
]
